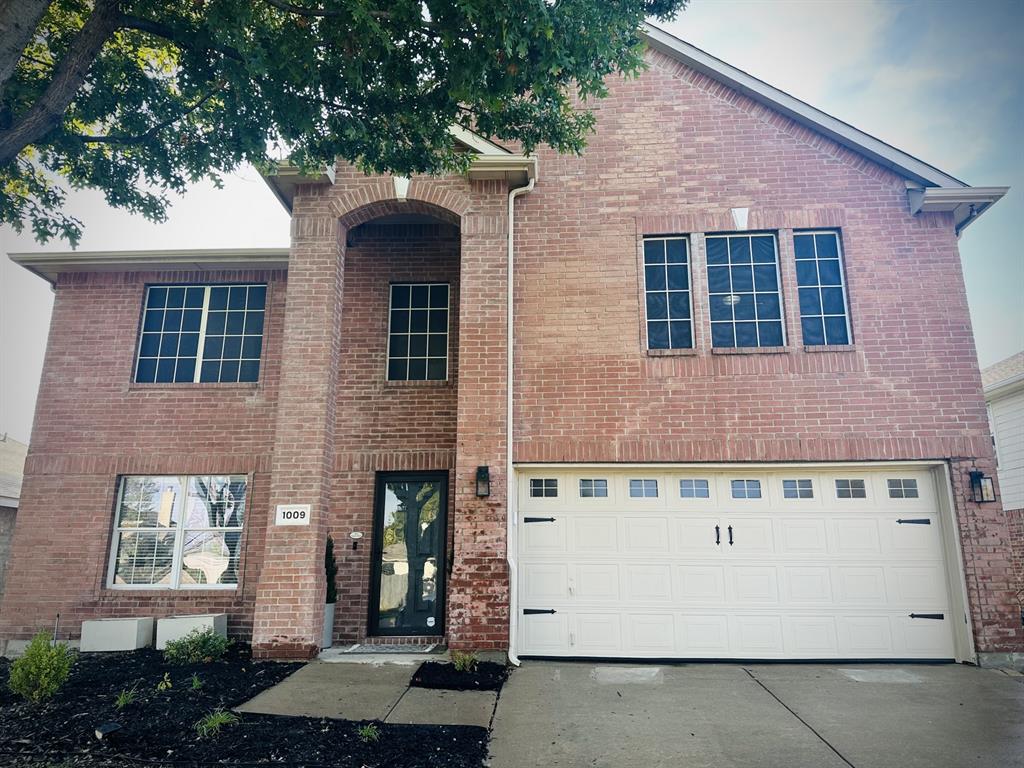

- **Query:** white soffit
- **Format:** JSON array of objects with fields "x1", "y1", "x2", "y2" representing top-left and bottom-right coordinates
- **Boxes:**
[{"x1": 8, "y1": 248, "x2": 290, "y2": 285}]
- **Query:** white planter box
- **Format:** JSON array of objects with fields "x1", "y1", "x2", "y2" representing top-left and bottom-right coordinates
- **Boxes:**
[
  {"x1": 155, "y1": 614, "x2": 228, "y2": 650},
  {"x1": 80, "y1": 618, "x2": 154, "y2": 652}
]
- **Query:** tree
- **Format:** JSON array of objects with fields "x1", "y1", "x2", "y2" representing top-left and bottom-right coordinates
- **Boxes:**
[{"x1": 0, "y1": 0, "x2": 687, "y2": 245}]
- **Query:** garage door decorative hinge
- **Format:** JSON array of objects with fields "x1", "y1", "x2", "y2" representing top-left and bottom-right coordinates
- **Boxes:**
[
  {"x1": 523, "y1": 516, "x2": 556, "y2": 523},
  {"x1": 523, "y1": 608, "x2": 557, "y2": 615},
  {"x1": 909, "y1": 613, "x2": 944, "y2": 620},
  {"x1": 896, "y1": 518, "x2": 931, "y2": 525}
]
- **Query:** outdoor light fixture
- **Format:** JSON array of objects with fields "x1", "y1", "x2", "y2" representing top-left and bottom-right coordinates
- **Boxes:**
[
  {"x1": 476, "y1": 466, "x2": 491, "y2": 497},
  {"x1": 968, "y1": 471, "x2": 996, "y2": 503}
]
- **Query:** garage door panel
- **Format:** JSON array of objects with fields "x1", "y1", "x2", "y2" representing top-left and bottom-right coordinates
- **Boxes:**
[
  {"x1": 676, "y1": 565, "x2": 726, "y2": 602},
  {"x1": 518, "y1": 467, "x2": 956, "y2": 660}
]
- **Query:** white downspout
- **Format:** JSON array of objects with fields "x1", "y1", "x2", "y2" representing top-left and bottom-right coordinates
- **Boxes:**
[{"x1": 506, "y1": 177, "x2": 535, "y2": 667}]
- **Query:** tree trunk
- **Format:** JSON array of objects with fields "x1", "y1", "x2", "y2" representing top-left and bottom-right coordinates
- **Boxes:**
[
  {"x1": 0, "y1": 0, "x2": 121, "y2": 166},
  {"x1": 0, "y1": 0, "x2": 52, "y2": 103}
]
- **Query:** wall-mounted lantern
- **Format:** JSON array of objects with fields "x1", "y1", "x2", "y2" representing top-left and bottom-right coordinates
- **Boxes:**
[
  {"x1": 476, "y1": 466, "x2": 491, "y2": 498},
  {"x1": 968, "y1": 471, "x2": 996, "y2": 503}
]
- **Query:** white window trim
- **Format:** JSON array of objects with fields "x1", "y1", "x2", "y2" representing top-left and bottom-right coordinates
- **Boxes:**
[
  {"x1": 385, "y1": 282, "x2": 451, "y2": 382},
  {"x1": 705, "y1": 232, "x2": 787, "y2": 349},
  {"x1": 641, "y1": 235, "x2": 695, "y2": 351},
  {"x1": 794, "y1": 230, "x2": 854, "y2": 346},
  {"x1": 106, "y1": 474, "x2": 248, "y2": 591}
]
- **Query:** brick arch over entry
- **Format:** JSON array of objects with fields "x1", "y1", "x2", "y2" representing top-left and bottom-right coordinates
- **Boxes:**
[{"x1": 331, "y1": 179, "x2": 469, "y2": 229}]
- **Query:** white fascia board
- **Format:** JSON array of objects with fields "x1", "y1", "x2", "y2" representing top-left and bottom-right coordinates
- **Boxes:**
[
  {"x1": 448, "y1": 125, "x2": 512, "y2": 156},
  {"x1": 985, "y1": 372, "x2": 1024, "y2": 401},
  {"x1": 8, "y1": 248, "x2": 290, "y2": 285},
  {"x1": 641, "y1": 23, "x2": 967, "y2": 190},
  {"x1": 907, "y1": 186, "x2": 1009, "y2": 233}
]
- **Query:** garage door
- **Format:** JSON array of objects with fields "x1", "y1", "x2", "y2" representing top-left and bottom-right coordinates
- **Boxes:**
[{"x1": 517, "y1": 468, "x2": 957, "y2": 660}]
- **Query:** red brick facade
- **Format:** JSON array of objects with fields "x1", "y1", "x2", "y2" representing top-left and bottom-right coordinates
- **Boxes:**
[{"x1": 1, "y1": 48, "x2": 1020, "y2": 658}]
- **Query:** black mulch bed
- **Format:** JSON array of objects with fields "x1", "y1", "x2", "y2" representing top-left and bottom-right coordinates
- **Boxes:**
[
  {"x1": 0, "y1": 646, "x2": 489, "y2": 768},
  {"x1": 410, "y1": 661, "x2": 510, "y2": 692}
]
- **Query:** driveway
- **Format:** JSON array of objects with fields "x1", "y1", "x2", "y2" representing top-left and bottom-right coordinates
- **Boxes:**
[{"x1": 488, "y1": 662, "x2": 1024, "y2": 768}]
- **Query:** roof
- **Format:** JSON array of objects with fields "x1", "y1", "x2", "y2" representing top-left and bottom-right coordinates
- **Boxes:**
[
  {"x1": 0, "y1": 435, "x2": 28, "y2": 508},
  {"x1": 983, "y1": 351, "x2": 1024, "y2": 398}
]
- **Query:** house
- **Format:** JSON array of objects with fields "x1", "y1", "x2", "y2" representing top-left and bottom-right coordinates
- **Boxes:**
[
  {"x1": 984, "y1": 351, "x2": 1024, "y2": 622},
  {"x1": 1, "y1": 25, "x2": 1020, "y2": 666},
  {"x1": 0, "y1": 434, "x2": 27, "y2": 605}
]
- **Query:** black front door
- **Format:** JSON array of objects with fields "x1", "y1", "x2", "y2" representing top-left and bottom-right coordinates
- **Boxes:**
[{"x1": 368, "y1": 472, "x2": 447, "y2": 636}]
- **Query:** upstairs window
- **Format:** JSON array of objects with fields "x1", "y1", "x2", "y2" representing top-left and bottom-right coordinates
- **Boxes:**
[
  {"x1": 706, "y1": 234, "x2": 784, "y2": 348},
  {"x1": 109, "y1": 475, "x2": 247, "y2": 589},
  {"x1": 388, "y1": 283, "x2": 449, "y2": 381},
  {"x1": 136, "y1": 285, "x2": 266, "y2": 384},
  {"x1": 643, "y1": 236, "x2": 693, "y2": 349},
  {"x1": 794, "y1": 231, "x2": 851, "y2": 345}
]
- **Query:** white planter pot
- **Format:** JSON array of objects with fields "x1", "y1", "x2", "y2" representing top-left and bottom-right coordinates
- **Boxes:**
[
  {"x1": 155, "y1": 614, "x2": 228, "y2": 650},
  {"x1": 321, "y1": 603, "x2": 335, "y2": 649},
  {"x1": 81, "y1": 618, "x2": 155, "y2": 652}
]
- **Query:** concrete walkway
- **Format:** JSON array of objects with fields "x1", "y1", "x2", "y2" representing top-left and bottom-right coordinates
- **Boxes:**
[
  {"x1": 235, "y1": 661, "x2": 497, "y2": 727},
  {"x1": 488, "y1": 661, "x2": 1024, "y2": 768}
]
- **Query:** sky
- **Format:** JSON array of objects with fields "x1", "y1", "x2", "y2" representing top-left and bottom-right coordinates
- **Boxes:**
[{"x1": 1, "y1": 0, "x2": 1022, "y2": 444}]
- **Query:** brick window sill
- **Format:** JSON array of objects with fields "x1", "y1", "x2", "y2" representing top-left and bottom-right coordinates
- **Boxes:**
[
  {"x1": 646, "y1": 348, "x2": 699, "y2": 357},
  {"x1": 803, "y1": 344, "x2": 857, "y2": 353},
  {"x1": 128, "y1": 382, "x2": 260, "y2": 392},
  {"x1": 383, "y1": 379, "x2": 454, "y2": 388},
  {"x1": 711, "y1": 346, "x2": 790, "y2": 355}
]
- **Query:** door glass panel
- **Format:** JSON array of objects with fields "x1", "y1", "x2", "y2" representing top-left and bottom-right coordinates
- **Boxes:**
[{"x1": 374, "y1": 478, "x2": 444, "y2": 634}]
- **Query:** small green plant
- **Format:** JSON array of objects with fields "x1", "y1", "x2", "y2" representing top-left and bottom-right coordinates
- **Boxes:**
[
  {"x1": 156, "y1": 672, "x2": 173, "y2": 692},
  {"x1": 195, "y1": 709, "x2": 240, "y2": 738},
  {"x1": 114, "y1": 685, "x2": 138, "y2": 710},
  {"x1": 190, "y1": 674, "x2": 204, "y2": 691},
  {"x1": 163, "y1": 627, "x2": 231, "y2": 665},
  {"x1": 7, "y1": 633, "x2": 73, "y2": 704},
  {"x1": 451, "y1": 650, "x2": 479, "y2": 673},
  {"x1": 357, "y1": 723, "x2": 381, "y2": 743}
]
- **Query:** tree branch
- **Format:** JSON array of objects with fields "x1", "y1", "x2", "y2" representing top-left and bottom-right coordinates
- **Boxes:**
[
  {"x1": 68, "y1": 82, "x2": 225, "y2": 145},
  {"x1": 0, "y1": 0, "x2": 51, "y2": 102},
  {"x1": 0, "y1": 0, "x2": 122, "y2": 167},
  {"x1": 120, "y1": 15, "x2": 243, "y2": 62}
]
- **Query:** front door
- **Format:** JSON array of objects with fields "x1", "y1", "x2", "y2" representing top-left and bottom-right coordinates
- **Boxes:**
[{"x1": 369, "y1": 472, "x2": 448, "y2": 636}]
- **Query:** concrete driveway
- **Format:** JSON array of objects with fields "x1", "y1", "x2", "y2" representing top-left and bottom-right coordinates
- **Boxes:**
[{"x1": 488, "y1": 662, "x2": 1024, "y2": 768}]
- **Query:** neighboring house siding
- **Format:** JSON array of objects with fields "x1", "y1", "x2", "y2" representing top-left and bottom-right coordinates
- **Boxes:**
[
  {"x1": 989, "y1": 388, "x2": 1024, "y2": 511},
  {"x1": 0, "y1": 507, "x2": 15, "y2": 603}
]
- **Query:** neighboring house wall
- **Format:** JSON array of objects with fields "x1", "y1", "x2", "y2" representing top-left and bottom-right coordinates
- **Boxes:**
[{"x1": 0, "y1": 435, "x2": 27, "y2": 605}]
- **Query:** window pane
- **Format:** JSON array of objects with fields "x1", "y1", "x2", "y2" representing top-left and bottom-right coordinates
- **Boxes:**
[
  {"x1": 645, "y1": 265, "x2": 666, "y2": 291},
  {"x1": 113, "y1": 531, "x2": 175, "y2": 585},
  {"x1": 186, "y1": 475, "x2": 246, "y2": 528},
  {"x1": 647, "y1": 321, "x2": 670, "y2": 349},
  {"x1": 669, "y1": 321, "x2": 692, "y2": 349},
  {"x1": 644, "y1": 239, "x2": 665, "y2": 264},
  {"x1": 668, "y1": 292, "x2": 690, "y2": 319},
  {"x1": 180, "y1": 531, "x2": 241, "y2": 586},
  {"x1": 824, "y1": 317, "x2": 850, "y2": 345},
  {"x1": 706, "y1": 237, "x2": 728, "y2": 264},
  {"x1": 646, "y1": 292, "x2": 668, "y2": 320},
  {"x1": 801, "y1": 316, "x2": 825, "y2": 345},
  {"x1": 707, "y1": 234, "x2": 784, "y2": 348},
  {"x1": 793, "y1": 232, "x2": 851, "y2": 346}
]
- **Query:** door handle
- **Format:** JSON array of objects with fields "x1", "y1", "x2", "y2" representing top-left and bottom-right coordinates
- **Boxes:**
[
  {"x1": 715, "y1": 525, "x2": 720, "y2": 545},
  {"x1": 728, "y1": 525, "x2": 734, "y2": 546}
]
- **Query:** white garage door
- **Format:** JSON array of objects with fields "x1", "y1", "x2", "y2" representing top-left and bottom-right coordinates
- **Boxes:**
[{"x1": 517, "y1": 467, "x2": 957, "y2": 660}]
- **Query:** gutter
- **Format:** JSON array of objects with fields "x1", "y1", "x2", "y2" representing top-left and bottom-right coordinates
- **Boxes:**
[{"x1": 505, "y1": 177, "x2": 535, "y2": 667}]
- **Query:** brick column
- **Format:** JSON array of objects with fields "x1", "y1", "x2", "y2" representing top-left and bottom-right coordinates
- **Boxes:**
[
  {"x1": 252, "y1": 205, "x2": 344, "y2": 659},
  {"x1": 447, "y1": 210, "x2": 511, "y2": 650}
]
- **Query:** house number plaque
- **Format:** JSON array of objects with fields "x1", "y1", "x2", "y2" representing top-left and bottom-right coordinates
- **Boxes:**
[{"x1": 275, "y1": 504, "x2": 311, "y2": 526}]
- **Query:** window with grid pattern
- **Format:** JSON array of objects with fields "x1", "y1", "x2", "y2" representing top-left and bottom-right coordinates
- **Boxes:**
[
  {"x1": 109, "y1": 475, "x2": 246, "y2": 589},
  {"x1": 629, "y1": 479, "x2": 658, "y2": 498},
  {"x1": 835, "y1": 479, "x2": 867, "y2": 499},
  {"x1": 135, "y1": 285, "x2": 266, "y2": 384},
  {"x1": 794, "y1": 231, "x2": 851, "y2": 345},
  {"x1": 783, "y1": 479, "x2": 814, "y2": 499},
  {"x1": 731, "y1": 479, "x2": 762, "y2": 499},
  {"x1": 579, "y1": 479, "x2": 609, "y2": 498},
  {"x1": 706, "y1": 234, "x2": 784, "y2": 348},
  {"x1": 643, "y1": 236, "x2": 692, "y2": 349},
  {"x1": 387, "y1": 283, "x2": 449, "y2": 381},
  {"x1": 530, "y1": 479, "x2": 558, "y2": 497},
  {"x1": 887, "y1": 479, "x2": 919, "y2": 498},
  {"x1": 679, "y1": 479, "x2": 710, "y2": 498}
]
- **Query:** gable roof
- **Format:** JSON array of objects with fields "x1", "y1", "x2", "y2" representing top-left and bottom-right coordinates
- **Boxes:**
[
  {"x1": 640, "y1": 24, "x2": 1006, "y2": 232},
  {"x1": 983, "y1": 351, "x2": 1024, "y2": 398}
]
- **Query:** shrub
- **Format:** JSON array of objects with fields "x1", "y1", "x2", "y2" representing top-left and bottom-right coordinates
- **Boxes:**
[
  {"x1": 7, "y1": 633, "x2": 73, "y2": 704},
  {"x1": 163, "y1": 627, "x2": 230, "y2": 665},
  {"x1": 451, "y1": 650, "x2": 479, "y2": 673},
  {"x1": 325, "y1": 535, "x2": 338, "y2": 604},
  {"x1": 190, "y1": 673, "x2": 203, "y2": 690},
  {"x1": 114, "y1": 685, "x2": 138, "y2": 710},
  {"x1": 357, "y1": 723, "x2": 381, "y2": 743},
  {"x1": 195, "y1": 709, "x2": 239, "y2": 738}
]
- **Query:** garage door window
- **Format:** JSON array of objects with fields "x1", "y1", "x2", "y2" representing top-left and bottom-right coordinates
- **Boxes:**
[
  {"x1": 530, "y1": 479, "x2": 558, "y2": 498},
  {"x1": 782, "y1": 479, "x2": 814, "y2": 499},
  {"x1": 680, "y1": 479, "x2": 710, "y2": 498},
  {"x1": 731, "y1": 479, "x2": 762, "y2": 499},
  {"x1": 887, "y1": 479, "x2": 919, "y2": 498},
  {"x1": 836, "y1": 479, "x2": 867, "y2": 498},
  {"x1": 706, "y1": 233, "x2": 785, "y2": 348},
  {"x1": 579, "y1": 479, "x2": 608, "y2": 498},
  {"x1": 629, "y1": 479, "x2": 658, "y2": 498}
]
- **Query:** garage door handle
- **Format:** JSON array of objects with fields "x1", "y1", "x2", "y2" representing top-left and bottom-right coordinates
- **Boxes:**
[
  {"x1": 728, "y1": 525, "x2": 734, "y2": 546},
  {"x1": 524, "y1": 517, "x2": 556, "y2": 523},
  {"x1": 715, "y1": 525, "x2": 720, "y2": 545},
  {"x1": 897, "y1": 518, "x2": 931, "y2": 525},
  {"x1": 523, "y1": 608, "x2": 557, "y2": 615},
  {"x1": 909, "y1": 613, "x2": 944, "y2": 620}
]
